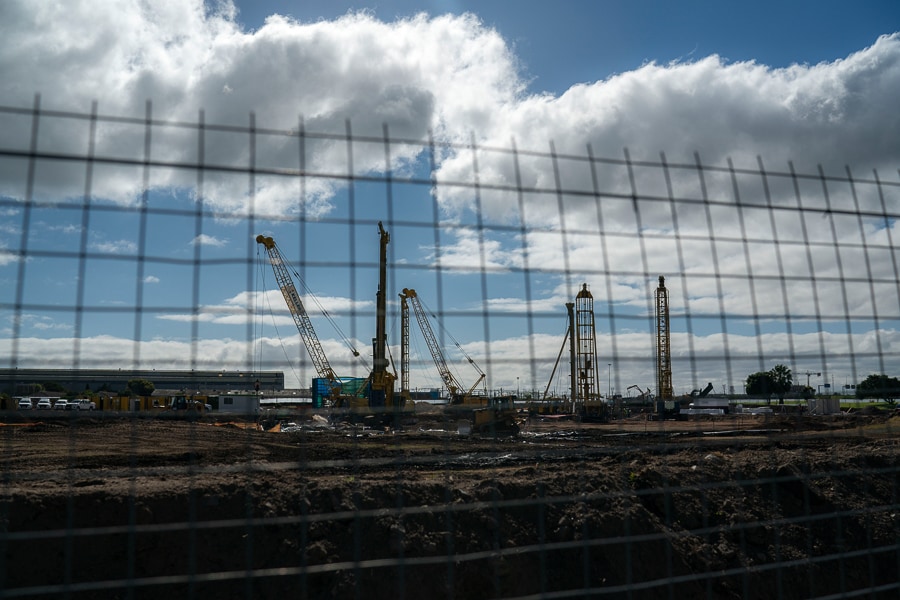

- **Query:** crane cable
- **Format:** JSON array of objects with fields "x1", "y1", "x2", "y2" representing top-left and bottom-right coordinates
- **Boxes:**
[
  {"x1": 287, "y1": 265, "x2": 367, "y2": 368},
  {"x1": 257, "y1": 243, "x2": 368, "y2": 370},
  {"x1": 408, "y1": 319, "x2": 446, "y2": 392},
  {"x1": 256, "y1": 250, "x2": 303, "y2": 387},
  {"x1": 415, "y1": 293, "x2": 485, "y2": 385}
]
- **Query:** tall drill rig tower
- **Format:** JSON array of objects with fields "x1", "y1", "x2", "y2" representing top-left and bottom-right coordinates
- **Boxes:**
[
  {"x1": 574, "y1": 284, "x2": 608, "y2": 420},
  {"x1": 575, "y1": 284, "x2": 600, "y2": 403},
  {"x1": 369, "y1": 222, "x2": 398, "y2": 412},
  {"x1": 655, "y1": 276, "x2": 674, "y2": 400}
]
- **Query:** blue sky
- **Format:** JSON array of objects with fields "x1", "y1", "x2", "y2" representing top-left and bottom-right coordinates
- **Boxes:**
[
  {"x1": 235, "y1": 0, "x2": 900, "y2": 95},
  {"x1": 1, "y1": 0, "x2": 899, "y2": 395}
]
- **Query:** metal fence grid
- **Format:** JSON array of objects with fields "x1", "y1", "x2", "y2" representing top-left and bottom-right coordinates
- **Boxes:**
[{"x1": 1, "y1": 100, "x2": 898, "y2": 599}]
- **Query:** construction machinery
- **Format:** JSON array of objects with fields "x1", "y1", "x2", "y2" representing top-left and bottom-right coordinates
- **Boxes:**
[
  {"x1": 166, "y1": 394, "x2": 210, "y2": 413},
  {"x1": 691, "y1": 382, "x2": 714, "y2": 399},
  {"x1": 257, "y1": 225, "x2": 409, "y2": 425},
  {"x1": 256, "y1": 234, "x2": 364, "y2": 414},
  {"x1": 621, "y1": 385, "x2": 655, "y2": 417},
  {"x1": 150, "y1": 393, "x2": 211, "y2": 420},
  {"x1": 625, "y1": 385, "x2": 654, "y2": 408},
  {"x1": 535, "y1": 285, "x2": 610, "y2": 421},
  {"x1": 398, "y1": 290, "x2": 412, "y2": 404},
  {"x1": 654, "y1": 275, "x2": 680, "y2": 419},
  {"x1": 367, "y1": 222, "x2": 409, "y2": 424},
  {"x1": 399, "y1": 287, "x2": 517, "y2": 435},
  {"x1": 574, "y1": 284, "x2": 608, "y2": 422},
  {"x1": 531, "y1": 307, "x2": 577, "y2": 416}
]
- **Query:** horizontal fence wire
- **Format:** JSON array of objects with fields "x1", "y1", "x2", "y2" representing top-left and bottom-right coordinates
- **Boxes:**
[{"x1": 0, "y1": 101, "x2": 899, "y2": 599}]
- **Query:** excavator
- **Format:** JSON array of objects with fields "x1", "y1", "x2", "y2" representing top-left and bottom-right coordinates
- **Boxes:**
[
  {"x1": 626, "y1": 385, "x2": 654, "y2": 406},
  {"x1": 399, "y1": 288, "x2": 518, "y2": 435}
]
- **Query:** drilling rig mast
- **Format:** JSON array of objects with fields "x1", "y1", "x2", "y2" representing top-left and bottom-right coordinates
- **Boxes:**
[
  {"x1": 367, "y1": 222, "x2": 402, "y2": 416},
  {"x1": 574, "y1": 283, "x2": 608, "y2": 421},
  {"x1": 399, "y1": 291, "x2": 410, "y2": 400},
  {"x1": 656, "y1": 275, "x2": 674, "y2": 400},
  {"x1": 654, "y1": 276, "x2": 682, "y2": 419}
]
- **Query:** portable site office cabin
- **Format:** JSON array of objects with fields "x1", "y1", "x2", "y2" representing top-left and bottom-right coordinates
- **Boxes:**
[{"x1": 215, "y1": 393, "x2": 260, "y2": 415}]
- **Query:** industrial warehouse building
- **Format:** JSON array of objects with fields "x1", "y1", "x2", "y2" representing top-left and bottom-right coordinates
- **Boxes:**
[{"x1": 0, "y1": 369, "x2": 284, "y2": 396}]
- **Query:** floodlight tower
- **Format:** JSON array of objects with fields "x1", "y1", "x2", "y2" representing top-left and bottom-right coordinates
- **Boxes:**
[
  {"x1": 575, "y1": 283, "x2": 600, "y2": 405},
  {"x1": 656, "y1": 276, "x2": 674, "y2": 400}
]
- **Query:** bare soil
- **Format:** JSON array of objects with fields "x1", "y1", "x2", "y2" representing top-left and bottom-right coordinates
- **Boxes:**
[{"x1": 1, "y1": 407, "x2": 898, "y2": 599}]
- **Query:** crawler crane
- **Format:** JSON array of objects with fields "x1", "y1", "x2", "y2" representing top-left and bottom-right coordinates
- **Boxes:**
[
  {"x1": 399, "y1": 288, "x2": 517, "y2": 435},
  {"x1": 256, "y1": 234, "x2": 364, "y2": 414},
  {"x1": 258, "y1": 225, "x2": 409, "y2": 425}
]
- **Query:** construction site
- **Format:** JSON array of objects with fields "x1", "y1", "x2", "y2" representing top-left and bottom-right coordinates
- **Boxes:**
[
  {"x1": 251, "y1": 224, "x2": 755, "y2": 436},
  {"x1": 3, "y1": 226, "x2": 847, "y2": 430},
  {"x1": 4, "y1": 220, "x2": 898, "y2": 600}
]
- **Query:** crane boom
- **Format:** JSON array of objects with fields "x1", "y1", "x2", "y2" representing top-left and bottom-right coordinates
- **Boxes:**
[
  {"x1": 256, "y1": 235, "x2": 337, "y2": 385},
  {"x1": 401, "y1": 288, "x2": 468, "y2": 398},
  {"x1": 400, "y1": 287, "x2": 517, "y2": 435}
]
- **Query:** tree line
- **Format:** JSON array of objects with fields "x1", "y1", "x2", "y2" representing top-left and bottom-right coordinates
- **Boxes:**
[{"x1": 745, "y1": 365, "x2": 899, "y2": 404}]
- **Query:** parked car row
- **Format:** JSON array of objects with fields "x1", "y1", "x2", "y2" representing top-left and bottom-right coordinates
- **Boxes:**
[{"x1": 16, "y1": 398, "x2": 96, "y2": 411}]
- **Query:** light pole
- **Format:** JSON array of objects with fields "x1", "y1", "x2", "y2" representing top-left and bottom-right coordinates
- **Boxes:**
[
  {"x1": 608, "y1": 363, "x2": 611, "y2": 398},
  {"x1": 805, "y1": 370, "x2": 821, "y2": 391}
]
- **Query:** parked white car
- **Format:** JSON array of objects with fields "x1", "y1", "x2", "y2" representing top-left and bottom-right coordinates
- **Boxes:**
[
  {"x1": 35, "y1": 398, "x2": 53, "y2": 410},
  {"x1": 17, "y1": 398, "x2": 33, "y2": 410},
  {"x1": 53, "y1": 399, "x2": 69, "y2": 410},
  {"x1": 73, "y1": 399, "x2": 96, "y2": 411}
]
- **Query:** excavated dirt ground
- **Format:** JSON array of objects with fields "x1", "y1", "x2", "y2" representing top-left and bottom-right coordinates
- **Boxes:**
[{"x1": 1, "y1": 406, "x2": 899, "y2": 599}]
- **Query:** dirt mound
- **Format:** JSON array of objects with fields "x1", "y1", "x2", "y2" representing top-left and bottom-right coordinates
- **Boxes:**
[{"x1": 1, "y1": 414, "x2": 898, "y2": 599}]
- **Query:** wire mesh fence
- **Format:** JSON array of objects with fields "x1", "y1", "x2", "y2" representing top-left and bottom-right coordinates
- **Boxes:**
[{"x1": 1, "y1": 100, "x2": 898, "y2": 599}]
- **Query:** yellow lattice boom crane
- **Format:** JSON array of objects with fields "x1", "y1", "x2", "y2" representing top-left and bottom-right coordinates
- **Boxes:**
[
  {"x1": 399, "y1": 287, "x2": 517, "y2": 435},
  {"x1": 256, "y1": 234, "x2": 359, "y2": 411},
  {"x1": 400, "y1": 288, "x2": 480, "y2": 401}
]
